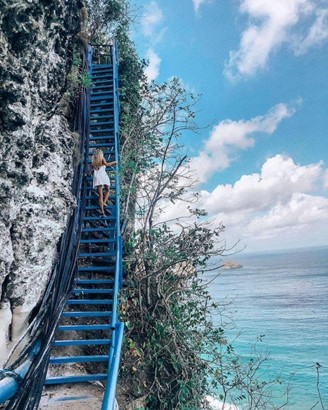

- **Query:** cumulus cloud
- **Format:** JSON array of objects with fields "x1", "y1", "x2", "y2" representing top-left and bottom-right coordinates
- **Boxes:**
[
  {"x1": 141, "y1": 1, "x2": 163, "y2": 37},
  {"x1": 150, "y1": 154, "x2": 328, "y2": 250},
  {"x1": 190, "y1": 102, "x2": 299, "y2": 183},
  {"x1": 244, "y1": 193, "x2": 328, "y2": 238},
  {"x1": 144, "y1": 48, "x2": 161, "y2": 81},
  {"x1": 198, "y1": 155, "x2": 328, "y2": 247},
  {"x1": 225, "y1": 0, "x2": 328, "y2": 81},
  {"x1": 323, "y1": 170, "x2": 328, "y2": 190},
  {"x1": 201, "y1": 154, "x2": 324, "y2": 215}
]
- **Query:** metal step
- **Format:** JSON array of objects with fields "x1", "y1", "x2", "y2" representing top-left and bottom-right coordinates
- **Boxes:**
[
  {"x1": 88, "y1": 136, "x2": 115, "y2": 142},
  {"x1": 87, "y1": 140, "x2": 115, "y2": 147},
  {"x1": 91, "y1": 79, "x2": 113, "y2": 91},
  {"x1": 92, "y1": 82, "x2": 113, "y2": 87},
  {"x1": 91, "y1": 74, "x2": 112, "y2": 77},
  {"x1": 91, "y1": 73, "x2": 113, "y2": 80},
  {"x1": 49, "y1": 355, "x2": 109, "y2": 364},
  {"x1": 80, "y1": 238, "x2": 115, "y2": 244},
  {"x1": 90, "y1": 129, "x2": 114, "y2": 134},
  {"x1": 88, "y1": 135, "x2": 114, "y2": 141},
  {"x1": 57, "y1": 324, "x2": 113, "y2": 331},
  {"x1": 88, "y1": 143, "x2": 115, "y2": 149},
  {"x1": 90, "y1": 117, "x2": 114, "y2": 123},
  {"x1": 90, "y1": 121, "x2": 114, "y2": 127},
  {"x1": 81, "y1": 227, "x2": 115, "y2": 233},
  {"x1": 82, "y1": 215, "x2": 113, "y2": 221},
  {"x1": 90, "y1": 94, "x2": 114, "y2": 102},
  {"x1": 83, "y1": 215, "x2": 115, "y2": 221},
  {"x1": 91, "y1": 75, "x2": 113, "y2": 81},
  {"x1": 53, "y1": 339, "x2": 111, "y2": 347},
  {"x1": 90, "y1": 101, "x2": 114, "y2": 108},
  {"x1": 91, "y1": 71, "x2": 113, "y2": 78},
  {"x1": 45, "y1": 374, "x2": 108, "y2": 385},
  {"x1": 89, "y1": 127, "x2": 114, "y2": 133},
  {"x1": 71, "y1": 288, "x2": 114, "y2": 295},
  {"x1": 87, "y1": 143, "x2": 115, "y2": 150},
  {"x1": 92, "y1": 68, "x2": 113, "y2": 73},
  {"x1": 61, "y1": 311, "x2": 112, "y2": 318},
  {"x1": 88, "y1": 151, "x2": 115, "y2": 157},
  {"x1": 92, "y1": 89, "x2": 113, "y2": 95},
  {"x1": 76, "y1": 279, "x2": 114, "y2": 285},
  {"x1": 78, "y1": 251, "x2": 116, "y2": 258},
  {"x1": 80, "y1": 236, "x2": 114, "y2": 242},
  {"x1": 90, "y1": 114, "x2": 114, "y2": 121},
  {"x1": 77, "y1": 265, "x2": 115, "y2": 272},
  {"x1": 91, "y1": 90, "x2": 113, "y2": 97},
  {"x1": 90, "y1": 107, "x2": 114, "y2": 114},
  {"x1": 92, "y1": 63, "x2": 112, "y2": 68},
  {"x1": 66, "y1": 299, "x2": 113, "y2": 305},
  {"x1": 80, "y1": 236, "x2": 116, "y2": 245}
]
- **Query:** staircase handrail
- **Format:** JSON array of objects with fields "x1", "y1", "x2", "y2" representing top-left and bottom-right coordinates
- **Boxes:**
[
  {"x1": 102, "y1": 40, "x2": 124, "y2": 410},
  {"x1": 101, "y1": 322, "x2": 124, "y2": 410},
  {"x1": 111, "y1": 39, "x2": 123, "y2": 328}
]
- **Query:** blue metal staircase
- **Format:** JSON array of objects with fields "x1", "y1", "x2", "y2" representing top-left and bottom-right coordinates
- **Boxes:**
[{"x1": 44, "y1": 44, "x2": 124, "y2": 408}]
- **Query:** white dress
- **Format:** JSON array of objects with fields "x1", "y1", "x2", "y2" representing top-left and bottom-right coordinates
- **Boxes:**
[{"x1": 93, "y1": 165, "x2": 111, "y2": 188}]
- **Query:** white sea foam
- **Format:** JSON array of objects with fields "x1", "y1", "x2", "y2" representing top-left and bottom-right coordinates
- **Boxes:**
[{"x1": 205, "y1": 396, "x2": 239, "y2": 410}]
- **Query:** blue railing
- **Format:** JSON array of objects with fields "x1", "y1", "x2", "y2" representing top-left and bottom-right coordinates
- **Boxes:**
[
  {"x1": 101, "y1": 40, "x2": 124, "y2": 410},
  {"x1": 102, "y1": 322, "x2": 124, "y2": 410}
]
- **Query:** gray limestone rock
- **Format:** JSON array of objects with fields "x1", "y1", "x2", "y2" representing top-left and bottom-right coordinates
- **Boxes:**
[{"x1": 0, "y1": 0, "x2": 83, "y2": 363}]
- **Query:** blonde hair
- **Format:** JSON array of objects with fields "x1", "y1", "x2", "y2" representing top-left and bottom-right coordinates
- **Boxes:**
[{"x1": 92, "y1": 149, "x2": 104, "y2": 168}]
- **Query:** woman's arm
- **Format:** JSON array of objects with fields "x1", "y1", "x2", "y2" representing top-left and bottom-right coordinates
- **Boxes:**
[{"x1": 103, "y1": 159, "x2": 117, "y2": 167}]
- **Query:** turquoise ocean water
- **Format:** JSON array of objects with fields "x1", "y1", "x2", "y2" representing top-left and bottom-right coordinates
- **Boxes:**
[{"x1": 207, "y1": 246, "x2": 328, "y2": 409}]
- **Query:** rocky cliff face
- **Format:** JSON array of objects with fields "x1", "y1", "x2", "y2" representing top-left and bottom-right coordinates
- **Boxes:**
[{"x1": 0, "y1": 0, "x2": 83, "y2": 364}]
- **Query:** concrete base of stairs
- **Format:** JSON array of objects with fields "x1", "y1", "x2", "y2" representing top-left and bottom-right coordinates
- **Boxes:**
[{"x1": 39, "y1": 383, "x2": 106, "y2": 410}]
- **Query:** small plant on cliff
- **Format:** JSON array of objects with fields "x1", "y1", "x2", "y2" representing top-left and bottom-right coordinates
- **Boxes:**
[
  {"x1": 61, "y1": 48, "x2": 93, "y2": 117},
  {"x1": 67, "y1": 50, "x2": 92, "y2": 91}
]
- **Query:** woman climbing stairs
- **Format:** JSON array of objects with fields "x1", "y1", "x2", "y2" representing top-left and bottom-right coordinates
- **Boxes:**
[{"x1": 43, "y1": 44, "x2": 124, "y2": 409}]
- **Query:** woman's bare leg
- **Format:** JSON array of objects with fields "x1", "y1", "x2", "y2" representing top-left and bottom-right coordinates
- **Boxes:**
[
  {"x1": 104, "y1": 184, "x2": 110, "y2": 205},
  {"x1": 97, "y1": 185, "x2": 105, "y2": 215}
]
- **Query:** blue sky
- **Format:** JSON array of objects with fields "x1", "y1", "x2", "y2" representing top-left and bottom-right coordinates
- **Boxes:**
[{"x1": 132, "y1": 0, "x2": 328, "y2": 253}]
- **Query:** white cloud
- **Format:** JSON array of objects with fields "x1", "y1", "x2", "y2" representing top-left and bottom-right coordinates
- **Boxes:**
[
  {"x1": 144, "y1": 48, "x2": 161, "y2": 81},
  {"x1": 141, "y1": 1, "x2": 163, "y2": 37},
  {"x1": 202, "y1": 154, "x2": 324, "y2": 215},
  {"x1": 190, "y1": 102, "x2": 299, "y2": 183},
  {"x1": 323, "y1": 170, "x2": 328, "y2": 190},
  {"x1": 244, "y1": 192, "x2": 328, "y2": 238},
  {"x1": 294, "y1": 7, "x2": 328, "y2": 55},
  {"x1": 193, "y1": 0, "x2": 212, "y2": 13},
  {"x1": 148, "y1": 154, "x2": 328, "y2": 251},
  {"x1": 199, "y1": 155, "x2": 328, "y2": 249},
  {"x1": 141, "y1": 2, "x2": 166, "y2": 82},
  {"x1": 225, "y1": 0, "x2": 328, "y2": 81}
]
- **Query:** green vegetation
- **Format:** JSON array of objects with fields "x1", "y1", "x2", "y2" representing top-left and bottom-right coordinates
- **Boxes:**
[{"x1": 118, "y1": 75, "x2": 290, "y2": 409}]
